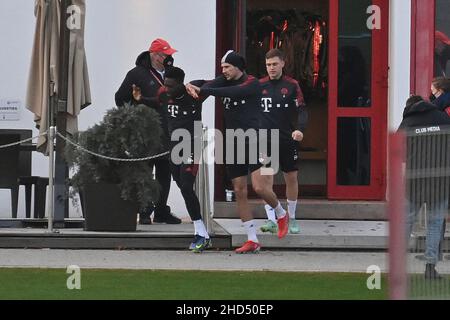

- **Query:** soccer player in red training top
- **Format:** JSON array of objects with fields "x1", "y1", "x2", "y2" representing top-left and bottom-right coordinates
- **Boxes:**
[
  {"x1": 186, "y1": 50, "x2": 290, "y2": 254},
  {"x1": 258, "y1": 49, "x2": 307, "y2": 235}
]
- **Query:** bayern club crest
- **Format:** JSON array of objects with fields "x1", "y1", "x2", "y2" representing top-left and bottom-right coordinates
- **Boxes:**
[
  {"x1": 262, "y1": 89, "x2": 269, "y2": 95},
  {"x1": 281, "y1": 88, "x2": 289, "y2": 96}
]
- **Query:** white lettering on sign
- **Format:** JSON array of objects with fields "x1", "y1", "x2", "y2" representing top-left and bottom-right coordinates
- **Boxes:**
[{"x1": 415, "y1": 126, "x2": 441, "y2": 134}]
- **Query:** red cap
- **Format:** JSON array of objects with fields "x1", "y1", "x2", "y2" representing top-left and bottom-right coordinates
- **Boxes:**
[{"x1": 149, "y1": 38, "x2": 177, "y2": 55}]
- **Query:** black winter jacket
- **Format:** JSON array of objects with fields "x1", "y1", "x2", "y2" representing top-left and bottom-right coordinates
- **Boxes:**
[
  {"x1": 115, "y1": 51, "x2": 169, "y2": 149},
  {"x1": 399, "y1": 101, "x2": 450, "y2": 207},
  {"x1": 398, "y1": 100, "x2": 450, "y2": 131}
]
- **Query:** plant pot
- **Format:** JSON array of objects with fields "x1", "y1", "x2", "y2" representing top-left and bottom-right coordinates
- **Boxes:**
[{"x1": 80, "y1": 183, "x2": 138, "y2": 232}]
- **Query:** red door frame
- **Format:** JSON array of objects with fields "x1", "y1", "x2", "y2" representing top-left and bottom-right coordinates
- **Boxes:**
[
  {"x1": 327, "y1": 0, "x2": 389, "y2": 200},
  {"x1": 410, "y1": 0, "x2": 435, "y2": 97},
  {"x1": 215, "y1": 0, "x2": 390, "y2": 201},
  {"x1": 215, "y1": 0, "x2": 230, "y2": 202},
  {"x1": 215, "y1": 0, "x2": 245, "y2": 201}
]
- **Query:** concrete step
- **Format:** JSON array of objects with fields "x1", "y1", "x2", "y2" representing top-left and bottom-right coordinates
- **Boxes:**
[
  {"x1": 216, "y1": 219, "x2": 388, "y2": 249},
  {"x1": 0, "y1": 219, "x2": 230, "y2": 250},
  {"x1": 1, "y1": 217, "x2": 449, "y2": 251},
  {"x1": 214, "y1": 200, "x2": 387, "y2": 220}
]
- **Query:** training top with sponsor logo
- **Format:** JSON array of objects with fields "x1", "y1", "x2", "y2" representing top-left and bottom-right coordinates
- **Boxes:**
[
  {"x1": 157, "y1": 83, "x2": 205, "y2": 138},
  {"x1": 199, "y1": 74, "x2": 261, "y2": 131},
  {"x1": 259, "y1": 75, "x2": 307, "y2": 141}
]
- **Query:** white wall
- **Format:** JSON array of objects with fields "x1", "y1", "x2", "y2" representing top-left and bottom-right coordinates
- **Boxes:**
[
  {"x1": 388, "y1": 0, "x2": 411, "y2": 131},
  {"x1": 0, "y1": 0, "x2": 46, "y2": 217},
  {"x1": 0, "y1": 0, "x2": 216, "y2": 219},
  {"x1": 386, "y1": 0, "x2": 411, "y2": 202}
]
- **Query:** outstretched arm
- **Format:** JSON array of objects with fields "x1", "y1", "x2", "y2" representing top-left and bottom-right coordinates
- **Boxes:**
[
  {"x1": 186, "y1": 77, "x2": 227, "y2": 100},
  {"x1": 200, "y1": 77, "x2": 260, "y2": 99}
]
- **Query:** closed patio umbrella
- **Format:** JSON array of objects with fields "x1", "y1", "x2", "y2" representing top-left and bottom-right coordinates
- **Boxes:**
[
  {"x1": 66, "y1": 0, "x2": 91, "y2": 135},
  {"x1": 26, "y1": 0, "x2": 91, "y2": 154}
]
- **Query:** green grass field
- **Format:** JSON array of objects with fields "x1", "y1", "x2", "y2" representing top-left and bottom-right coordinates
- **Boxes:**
[{"x1": 0, "y1": 268, "x2": 387, "y2": 300}]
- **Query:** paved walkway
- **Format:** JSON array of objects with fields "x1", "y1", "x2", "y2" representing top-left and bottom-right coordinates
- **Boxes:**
[
  {"x1": 217, "y1": 219, "x2": 388, "y2": 249},
  {"x1": 1, "y1": 249, "x2": 450, "y2": 274}
]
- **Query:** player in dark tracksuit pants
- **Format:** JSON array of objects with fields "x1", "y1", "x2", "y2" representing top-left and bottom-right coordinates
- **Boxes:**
[
  {"x1": 258, "y1": 49, "x2": 307, "y2": 235},
  {"x1": 156, "y1": 67, "x2": 211, "y2": 252},
  {"x1": 186, "y1": 50, "x2": 290, "y2": 254}
]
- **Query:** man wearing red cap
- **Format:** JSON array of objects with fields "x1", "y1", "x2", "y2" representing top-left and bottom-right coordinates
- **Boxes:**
[{"x1": 115, "y1": 38, "x2": 181, "y2": 225}]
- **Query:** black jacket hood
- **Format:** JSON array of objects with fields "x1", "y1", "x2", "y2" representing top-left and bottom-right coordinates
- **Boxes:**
[
  {"x1": 135, "y1": 51, "x2": 152, "y2": 68},
  {"x1": 403, "y1": 100, "x2": 440, "y2": 118},
  {"x1": 398, "y1": 99, "x2": 450, "y2": 131}
]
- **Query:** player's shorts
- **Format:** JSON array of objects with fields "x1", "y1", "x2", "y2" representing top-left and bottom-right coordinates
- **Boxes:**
[
  {"x1": 260, "y1": 138, "x2": 300, "y2": 174},
  {"x1": 225, "y1": 142, "x2": 262, "y2": 180}
]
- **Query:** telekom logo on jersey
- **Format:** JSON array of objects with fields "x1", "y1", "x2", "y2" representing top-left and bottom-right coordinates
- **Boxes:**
[
  {"x1": 168, "y1": 104, "x2": 179, "y2": 117},
  {"x1": 223, "y1": 97, "x2": 232, "y2": 109},
  {"x1": 261, "y1": 97, "x2": 289, "y2": 113},
  {"x1": 222, "y1": 97, "x2": 248, "y2": 110}
]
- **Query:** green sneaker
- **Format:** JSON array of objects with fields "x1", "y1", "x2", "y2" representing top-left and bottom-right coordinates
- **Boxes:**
[
  {"x1": 260, "y1": 220, "x2": 278, "y2": 234},
  {"x1": 192, "y1": 236, "x2": 212, "y2": 253},
  {"x1": 289, "y1": 219, "x2": 300, "y2": 234}
]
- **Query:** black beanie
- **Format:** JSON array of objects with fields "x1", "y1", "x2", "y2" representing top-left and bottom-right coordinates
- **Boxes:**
[{"x1": 221, "y1": 50, "x2": 246, "y2": 71}]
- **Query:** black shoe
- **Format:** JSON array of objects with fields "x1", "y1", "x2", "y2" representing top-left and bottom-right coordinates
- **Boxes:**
[
  {"x1": 153, "y1": 213, "x2": 182, "y2": 224},
  {"x1": 153, "y1": 207, "x2": 181, "y2": 224},
  {"x1": 139, "y1": 216, "x2": 152, "y2": 225},
  {"x1": 139, "y1": 206, "x2": 154, "y2": 225},
  {"x1": 425, "y1": 263, "x2": 442, "y2": 280}
]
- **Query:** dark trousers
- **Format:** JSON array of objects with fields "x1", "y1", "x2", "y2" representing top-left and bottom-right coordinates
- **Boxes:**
[
  {"x1": 140, "y1": 157, "x2": 171, "y2": 218},
  {"x1": 170, "y1": 162, "x2": 201, "y2": 221}
]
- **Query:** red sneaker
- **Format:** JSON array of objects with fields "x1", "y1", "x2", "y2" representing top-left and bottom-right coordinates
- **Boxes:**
[
  {"x1": 235, "y1": 241, "x2": 261, "y2": 254},
  {"x1": 277, "y1": 214, "x2": 289, "y2": 239}
]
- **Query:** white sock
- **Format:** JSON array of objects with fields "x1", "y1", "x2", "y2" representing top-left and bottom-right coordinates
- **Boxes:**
[
  {"x1": 243, "y1": 220, "x2": 258, "y2": 243},
  {"x1": 273, "y1": 202, "x2": 286, "y2": 219},
  {"x1": 264, "y1": 204, "x2": 277, "y2": 223},
  {"x1": 287, "y1": 200, "x2": 297, "y2": 219},
  {"x1": 193, "y1": 219, "x2": 209, "y2": 239}
]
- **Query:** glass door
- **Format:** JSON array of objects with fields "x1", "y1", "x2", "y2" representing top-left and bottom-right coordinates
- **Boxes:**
[{"x1": 328, "y1": 0, "x2": 389, "y2": 200}]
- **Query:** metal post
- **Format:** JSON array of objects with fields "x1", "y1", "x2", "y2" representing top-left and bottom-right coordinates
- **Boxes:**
[
  {"x1": 47, "y1": 126, "x2": 55, "y2": 232},
  {"x1": 195, "y1": 126, "x2": 213, "y2": 235},
  {"x1": 202, "y1": 126, "x2": 212, "y2": 235},
  {"x1": 388, "y1": 132, "x2": 407, "y2": 300}
]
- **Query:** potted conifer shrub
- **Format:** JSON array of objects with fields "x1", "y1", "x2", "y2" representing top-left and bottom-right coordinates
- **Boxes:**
[{"x1": 65, "y1": 104, "x2": 163, "y2": 231}]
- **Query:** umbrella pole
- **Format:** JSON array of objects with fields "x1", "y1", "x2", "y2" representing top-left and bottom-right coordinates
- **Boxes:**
[
  {"x1": 54, "y1": 0, "x2": 71, "y2": 226},
  {"x1": 47, "y1": 126, "x2": 56, "y2": 232}
]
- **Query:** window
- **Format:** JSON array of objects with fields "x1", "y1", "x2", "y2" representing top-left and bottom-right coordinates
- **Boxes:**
[{"x1": 435, "y1": 0, "x2": 450, "y2": 77}]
